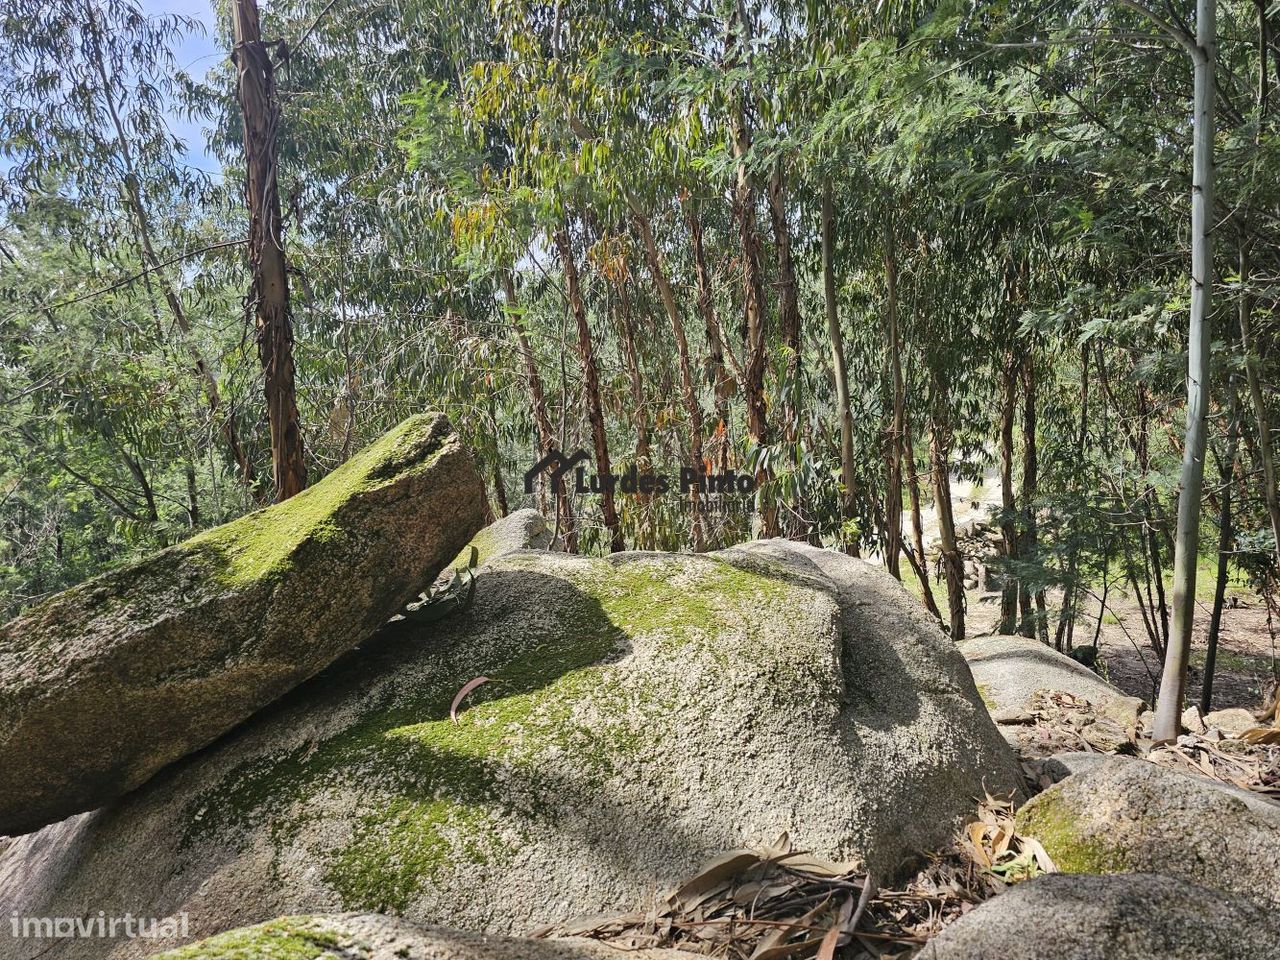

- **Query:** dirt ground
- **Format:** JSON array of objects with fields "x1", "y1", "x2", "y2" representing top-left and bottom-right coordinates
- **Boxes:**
[{"x1": 966, "y1": 586, "x2": 1279, "y2": 713}]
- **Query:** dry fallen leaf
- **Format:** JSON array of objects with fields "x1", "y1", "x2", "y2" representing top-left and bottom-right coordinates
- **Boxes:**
[{"x1": 449, "y1": 676, "x2": 493, "y2": 724}]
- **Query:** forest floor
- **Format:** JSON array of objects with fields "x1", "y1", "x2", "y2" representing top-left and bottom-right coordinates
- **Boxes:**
[
  {"x1": 965, "y1": 586, "x2": 1278, "y2": 713},
  {"x1": 910, "y1": 464, "x2": 1279, "y2": 715}
]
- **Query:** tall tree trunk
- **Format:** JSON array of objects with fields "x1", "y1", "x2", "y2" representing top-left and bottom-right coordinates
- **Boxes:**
[
  {"x1": 904, "y1": 404, "x2": 943, "y2": 621},
  {"x1": 633, "y1": 209, "x2": 705, "y2": 552},
  {"x1": 1155, "y1": 0, "x2": 1216, "y2": 741},
  {"x1": 185, "y1": 462, "x2": 200, "y2": 528},
  {"x1": 998, "y1": 350, "x2": 1019, "y2": 633},
  {"x1": 503, "y1": 271, "x2": 576, "y2": 551},
  {"x1": 688, "y1": 203, "x2": 735, "y2": 471},
  {"x1": 1020, "y1": 349, "x2": 1049, "y2": 642},
  {"x1": 232, "y1": 0, "x2": 306, "y2": 502},
  {"x1": 1137, "y1": 386, "x2": 1171, "y2": 654},
  {"x1": 554, "y1": 226, "x2": 623, "y2": 553},
  {"x1": 487, "y1": 393, "x2": 509, "y2": 519},
  {"x1": 1056, "y1": 345, "x2": 1091, "y2": 651},
  {"x1": 728, "y1": 3, "x2": 776, "y2": 538},
  {"x1": 82, "y1": 2, "x2": 257, "y2": 496},
  {"x1": 612, "y1": 271, "x2": 654, "y2": 549},
  {"x1": 768, "y1": 162, "x2": 805, "y2": 540},
  {"x1": 883, "y1": 218, "x2": 905, "y2": 580},
  {"x1": 1202, "y1": 376, "x2": 1239, "y2": 713},
  {"x1": 822, "y1": 178, "x2": 858, "y2": 556},
  {"x1": 929, "y1": 369, "x2": 965, "y2": 640}
]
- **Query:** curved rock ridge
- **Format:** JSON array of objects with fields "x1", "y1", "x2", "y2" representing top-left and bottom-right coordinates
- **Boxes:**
[
  {"x1": 0, "y1": 414, "x2": 486, "y2": 836},
  {"x1": 0, "y1": 538, "x2": 1019, "y2": 959},
  {"x1": 920, "y1": 873, "x2": 1280, "y2": 960},
  {"x1": 152, "y1": 914, "x2": 688, "y2": 960}
]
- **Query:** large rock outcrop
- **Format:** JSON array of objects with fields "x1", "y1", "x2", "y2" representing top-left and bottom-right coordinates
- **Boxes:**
[
  {"x1": 920, "y1": 873, "x2": 1280, "y2": 960},
  {"x1": 0, "y1": 538, "x2": 1019, "y2": 959},
  {"x1": 1015, "y1": 755, "x2": 1280, "y2": 905},
  {"x1": 154, "y1": 914, "x2": 687, "y2": 960},
  {"x1": 0, "y1": 414, "x2": 486, "y2": 836}
]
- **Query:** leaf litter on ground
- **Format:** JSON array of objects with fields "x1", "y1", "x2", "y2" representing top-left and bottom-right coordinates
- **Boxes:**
[{"x1": 534, "y1": 796, "x2": 1054, "y2": 959}]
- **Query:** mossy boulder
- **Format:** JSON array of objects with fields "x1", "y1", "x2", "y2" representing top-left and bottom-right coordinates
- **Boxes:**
[
  {"x1": 153, "y1": 913, "x2": 688, "y2": 960},
  {"x1": 0, "y1": 539, "x2": 1019, "y2": 959},
  {"x1": 920, "y1": 873, "x2": 1280, "y2": 960},
  {"x1": 1015, "y1": 755, "x2": 1280, "y2": 905},
  {"x1": 0, "y1": 414, "x2": 486, "y2": 836}
]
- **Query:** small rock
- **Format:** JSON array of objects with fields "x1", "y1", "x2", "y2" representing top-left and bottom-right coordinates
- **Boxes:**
[{"x1": 1204, "y1": 708, "x2": 1262, "y2": 738}]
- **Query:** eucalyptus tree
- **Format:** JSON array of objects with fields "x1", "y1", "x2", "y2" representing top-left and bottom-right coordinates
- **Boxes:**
[
  {"x1": 230, "y1": 0, "x2": 307, "y2": 501},
  {"x1": 0, "y1": 0, "x2": 257, "y2": 492}
]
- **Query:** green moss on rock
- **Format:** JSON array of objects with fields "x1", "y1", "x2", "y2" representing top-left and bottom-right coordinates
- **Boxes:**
[
  {"x1": 181, "y1": 551, "x2": 844, "y2": 917},
  {"x1": 155, "y1": 916, "x2": 340, "y2": 959},
  {"x1": 1016, "y1": 791, "x2": 1132, "y2": 874},
  {"x1": 187, "y1": 416, "x2": 444, "y2": 587},
  {"x1": 325, "y1": 799, "x2": 493, "y2": 913}
]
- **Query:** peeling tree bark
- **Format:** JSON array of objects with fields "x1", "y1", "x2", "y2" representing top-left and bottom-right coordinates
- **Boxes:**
[
  {"x1": 688, "y1": 202, "x2": 735, "y2": 473},
  {"x1": 768, "y1": 162, "x2": 805, "y2": 540},
  {"x1": 728, "y1": 3, "x2": 777, "y2": 538},
  {"x1": 232, "y1": 0, "x2": 306, "y2": 502}
]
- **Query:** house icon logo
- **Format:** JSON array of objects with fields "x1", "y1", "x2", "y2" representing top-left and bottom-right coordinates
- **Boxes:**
[{"x1": 523, "y1": 449, "x2": 591, "y2": 494}]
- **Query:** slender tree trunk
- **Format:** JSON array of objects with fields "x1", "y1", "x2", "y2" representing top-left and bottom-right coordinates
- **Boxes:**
[
  {"x1": 904, "y1": 404, "x2": 942, "y2": 621},
  {"x1": 822, "y1": 178, "x2": 858, "y2": 556},
  {"x1": 82, "y1": 2, "x2": 257, "y2": 496},
  {"x1": 1202, "y1": 376, "x2": 1239, "y2": 713},
  {"x1": 554, "y1": 226, "x2": 623, "y2": 553},
  {"x1": 124, "y1": 454, "x2": 159, "y2": 524},
  {"x1": 1020, "y1": 349, "x2": 1049, "y2": 642},
  {"x1": 768, "y1": 162, "x2": 805, "y2": 539},
  {"x1": 1155, "y1": 0, "x2": 1216, "y2": 740},
  {"x1": 998, "y1": 350, "x2": 1019, "y2": 633},
  {"x1": 929, "y1": 369, "x2": 965, "y2": 640},
  {"x1": 612, "y1": 272, "x2": 654, "y2": 549},
  {"x1": 185, "y1": 462, "x2": 200, "y2": 528},
  {"x1": 503, "y1": 271, "x2": 576, "y2": 551},
  {"x1": 232, "y1": 0, "x2": 306, "y2": 501},
  {"x1": 487, "y1": 394, "x2": 509, "y2": 519},
  {"x1": 884, "y1": 218, "x2": 905, "y2": 580},
  {"x1": 688, "y1": 203, "x2": 735, "y2": 471},
  {"x1": 1056, "y1": 346, "x2": 1091, "y2": 650},
  {"x1": 633, "y1": 209, "x2": 705, "y2": 551},
  {"x1": 728, "y1": 4, "x2": 776, "y2": 538}
]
